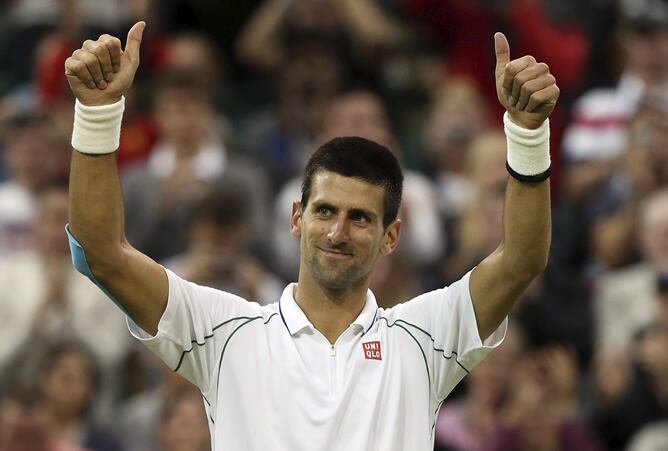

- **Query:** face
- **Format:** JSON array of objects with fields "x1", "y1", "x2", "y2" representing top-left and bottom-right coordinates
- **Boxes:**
[
  {"x1": 0, "y1": 400, "x2": 51, "y2": 451},
  {"x1": 623, "y1": 29, "x2": 668, "y2": 86},
  {"x1": 291, "y1": 172, "x2": 400, "y2": 292},
  {"x1": 154, "y1": 88, "x2": 212, "y2": 150},
  {"x1": 41, "y1": 351, "x2": 94, "y2": 419},
  {"x1": 5, "y1": 127, "x2": 66, "y2": 191},
  {"x1": 160, "y1": 393, "x2": 210, "y2": 451},
  {"x1": 640, "y1": 195, "x2": 668, "y2": 267},
  {"x1": 320, "y1": 93, "x2": 396, "y2": 152}
]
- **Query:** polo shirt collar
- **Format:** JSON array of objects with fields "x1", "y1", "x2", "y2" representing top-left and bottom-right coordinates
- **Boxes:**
[{"x1": 278, "y1": 283, "x2": 379, "y2": 336}]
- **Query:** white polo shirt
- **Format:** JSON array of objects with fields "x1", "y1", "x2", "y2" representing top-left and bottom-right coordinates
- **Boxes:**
[{"x1": 128, "y1": 268, "x2": 506, "y2": 451}]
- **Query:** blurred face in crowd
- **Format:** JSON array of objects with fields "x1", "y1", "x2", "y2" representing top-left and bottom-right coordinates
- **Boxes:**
[
  {"x1": 35, "y1": 187, "x2": 70, "y2": 257},
  {"x1": 3, "y1": 122, "x2": 67, "y2": 192},
  {"x1": 154, "y1": 87, "x2": 213, "y2": 153},
  {"x1": 467, "y1": 323, "x2": 522, "y2": 403},
  {"x1": 320, "y1": 92, "x2": 397, "y2": 153},
  {"x1": 41, "y1": 349, "x2": 95, "y2": 420},
  {"x1": 278, "y1": 51, "x2": 343, "y2": 133},
  {"x1": 622, "y1": 28, "x2": 668, "y2": 86},
  {"x1": 424, "y1": 79, "x2": 488, "y2": 173},
  {"x1": 0, "y1": 399, "x2": 51, "y2": 451},
  {"x1": 165, "y1": 35, "x2": 219, "y2": 89},
  {"x1": 640, "y1": 190, "x2": 668, "y2": 268},
  {"x1": 292, "y1": 171, "x2": 398, "y2": 292},
  {"x1": 160, "y1": 391, "x2": 210, "y2": 451}
]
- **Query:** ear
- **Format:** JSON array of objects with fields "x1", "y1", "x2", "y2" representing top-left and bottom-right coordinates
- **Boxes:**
[
  {"x1": 380, "y1": 219, "x2": 401, "y2": 256},
  {"x1": 290, "y1": 201, "x2": 302, "y2": 238}
]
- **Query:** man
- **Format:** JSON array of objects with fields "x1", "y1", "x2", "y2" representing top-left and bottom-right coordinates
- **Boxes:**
[{"x1": 64, "y1": 22, "x2": 556, "y2": 450}]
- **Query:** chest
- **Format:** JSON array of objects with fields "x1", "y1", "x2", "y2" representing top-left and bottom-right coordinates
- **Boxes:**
[{"x1": 208, "y1": 323, "x2": 435, "y2": 450}]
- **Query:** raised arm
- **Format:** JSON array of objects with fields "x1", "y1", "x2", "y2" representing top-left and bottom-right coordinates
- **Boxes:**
[
  {"x1": 469, "y1": 33, "x2": 557, "y2": 340},
  {"x1": 65, "y1": 22, "x2": 167, "y2": 335}
]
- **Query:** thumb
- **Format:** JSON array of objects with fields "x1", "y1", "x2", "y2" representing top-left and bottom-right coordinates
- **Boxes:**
[
  {"x1": 124, "y1": 21, "x2": 146, "y2": 65},
  {"x1": 494, "y1": 32, "x2": 510, "y2": 75}
]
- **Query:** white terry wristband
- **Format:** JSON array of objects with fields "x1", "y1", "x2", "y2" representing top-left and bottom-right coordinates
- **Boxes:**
[
  {"x1": 503, "y1": 112, "x2": 551, "y2": 182},
  {"x1": 71, "y1": 97, "x2": 125, "y2": 154}
]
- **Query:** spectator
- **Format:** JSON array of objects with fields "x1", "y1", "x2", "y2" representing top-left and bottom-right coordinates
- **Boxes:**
[
  {"x1": 163, "y1": 183, "x2": 283, "y2": 304},
  {"x1": 443, "y1": 129, "x2": 506, "y2": 284},
  {"x1": 593, "y1": 188, "x2": 668, "y2": 349},
  {"x1": 587, "y1": 324, "x2": 668, "y2": 449},
  {"x1": 0, "y1": 384, "x2": 89, "y2": 451},
  {"x1": 0, "y1": 112, "x2": 68, "y2": 256},
  {"x1": 116, "y1": 351, "x2": 200, "y2": 451},
  {"x1": 434, "y1": 322, "x2": 524, "y2": 451},
  {"x1": 561, "y1": 0, "x2": 668, "y2": 201},
  {"x1": 122, "y1": 70, "x2": 270, "y2": 261},
  {"x1": 0, "y1": 184, "x2": 129, "y2": 388},
  {"x1": 486, "y1": 346, "x2": 601, "y2": 451},
  {"x1": 235, "y1": 0, "x2": 401, "y2": 73},
  {"x1": 422, "y1": 77, "x2": 490, "y2": 221},
  {"x1": 237, "y1": 48, "x2": 345, "y2": 191},
  {"x1": 39, "y1": 341, "x2": 124, "y2": 451},
  {"x1": 158, "y1": 386, "x2": 210, "y2": 451}
]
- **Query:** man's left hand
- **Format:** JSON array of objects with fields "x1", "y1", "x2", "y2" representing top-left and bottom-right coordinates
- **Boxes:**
[{"x1": 494, "y1": 32, "x2": 559, "y2": 129}]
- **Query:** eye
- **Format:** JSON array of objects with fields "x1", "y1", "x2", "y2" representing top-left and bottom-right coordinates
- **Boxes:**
[
  {"x1": 316, "y1": 206, "x2": 333, "y2": 217},
  {"x1": 350, "y1": 211, "x2": 369, "y2": 224}
]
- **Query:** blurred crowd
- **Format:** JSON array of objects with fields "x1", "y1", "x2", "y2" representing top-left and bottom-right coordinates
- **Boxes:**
[{"x1": 0, "y1": 0, "x2": 667, "y2": 450}]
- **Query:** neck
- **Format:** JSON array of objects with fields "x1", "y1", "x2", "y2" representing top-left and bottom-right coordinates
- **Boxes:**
[{"x1": 294, "y1": 271, "x2": 369, "y2": 344}]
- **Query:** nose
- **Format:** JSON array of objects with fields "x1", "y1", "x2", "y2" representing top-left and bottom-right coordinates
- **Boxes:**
[{"x1": 327, "y1": 216, "x2": 349, "y2": 245}]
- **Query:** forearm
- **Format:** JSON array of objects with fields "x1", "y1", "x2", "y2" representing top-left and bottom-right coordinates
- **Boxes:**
[
  {"x1": 235, "y1": 0, "x2": 290, "y2": 69},
  {"x1": 68, "y1": 151, "x2": 127, "y2": 273},
  {"x1": 338, "y1": 0, "x2": 401, "y2": 47},
  {"x1": 500, "y1": 177, "x2": 551, "y2": 279}
]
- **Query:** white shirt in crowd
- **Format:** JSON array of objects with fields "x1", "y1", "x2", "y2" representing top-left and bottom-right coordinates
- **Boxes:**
[{"x1": 128, "y1": 268, "x2": 505, "y2": 451}]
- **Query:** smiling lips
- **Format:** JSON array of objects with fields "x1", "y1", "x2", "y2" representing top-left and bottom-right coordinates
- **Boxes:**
[{"x1": 318, "y1": 247, "x2": 353, "y2": 258}]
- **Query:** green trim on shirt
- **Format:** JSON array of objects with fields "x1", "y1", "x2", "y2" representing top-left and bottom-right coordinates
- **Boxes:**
[{"x1": 173, "y1": 314, "x2": 278, "y2": 373}]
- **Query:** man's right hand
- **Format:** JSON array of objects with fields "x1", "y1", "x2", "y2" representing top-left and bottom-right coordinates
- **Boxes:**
[{"x1": 65, "y1": 21, "x2": 145, "y2": 106}]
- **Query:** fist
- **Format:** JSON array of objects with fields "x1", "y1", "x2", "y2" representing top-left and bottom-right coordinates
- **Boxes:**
[
  {"x1": 494, "y1": 32, "x2": 559, "y2": 129},
  {"x1": 65, "y1": 21, "x2": 145, "y2": 106}
]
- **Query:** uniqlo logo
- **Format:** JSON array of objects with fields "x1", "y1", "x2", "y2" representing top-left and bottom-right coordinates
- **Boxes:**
[{"x1": 362, "y1": 341, "x2": 382, "y2": 360}]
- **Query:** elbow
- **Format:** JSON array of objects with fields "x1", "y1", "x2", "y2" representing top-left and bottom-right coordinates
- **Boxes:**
[{"x1": 502, "y1": 246, "x2": 550, "y2": 285}]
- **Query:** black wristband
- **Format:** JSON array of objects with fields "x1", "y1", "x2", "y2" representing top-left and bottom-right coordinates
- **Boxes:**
[{"x1": 506, "y1": 161, "x2": 551, "y2": 183}]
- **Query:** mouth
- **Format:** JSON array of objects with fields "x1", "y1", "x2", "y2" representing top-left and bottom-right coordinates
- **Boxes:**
[{"x1": 318, "y1": 247, "x2": 353, "y2": 259}]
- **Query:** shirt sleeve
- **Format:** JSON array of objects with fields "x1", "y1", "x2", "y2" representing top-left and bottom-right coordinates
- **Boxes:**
[
  {"x1": 386, "y1": 271, "x2": 506, "y2": 401},
  {"x1": 127, "y1": 268, "x2": 263, "y2": 393}
]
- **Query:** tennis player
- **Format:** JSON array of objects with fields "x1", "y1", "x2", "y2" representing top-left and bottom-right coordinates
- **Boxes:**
[{"x1": 64, "y1": 21, "x2": 557, "y2": 450}]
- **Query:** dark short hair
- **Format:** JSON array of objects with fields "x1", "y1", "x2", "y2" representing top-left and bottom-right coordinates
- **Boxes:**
[
  {"x1": 1, "y1": 384, "x2": 43, "y2": 408},
  {"x1": 190, "y1": 183, "x2": 249, "y2": 229},
  {"x1": 301, "y1": 136, "x2": 403, "y2": 228},
  {"x1": 153, "y1": 70, "x2": 210, "y2": 105}
]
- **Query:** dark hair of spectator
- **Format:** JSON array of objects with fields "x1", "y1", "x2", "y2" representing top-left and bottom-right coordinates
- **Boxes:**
[
  {"x1": 301, "y1": 136, "x2": 403, "y2": 228},
  {"x1": 153, "y1": 70, "x2": 211, "y2": 105},
  {"x1": 1, "y1": 111, "x2": 67, "y2": 149},
  {"x1": 189, "y1": 184, "x2": 250, "y2": 229},
  {"x1": 1, "y1": 383, "x2": 44, "y2": 408},
  {"x1": 39, "y1": 340, "x2": 101, "y2": 416}
]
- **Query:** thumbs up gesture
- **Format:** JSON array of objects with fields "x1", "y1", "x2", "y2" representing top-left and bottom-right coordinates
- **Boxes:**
[
  {"x1": 65, "y1": 21, "x2": 145, "y2": 106},
  {"x1": 494, "y1": 32, "x2": 559, "y2": 129}
]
